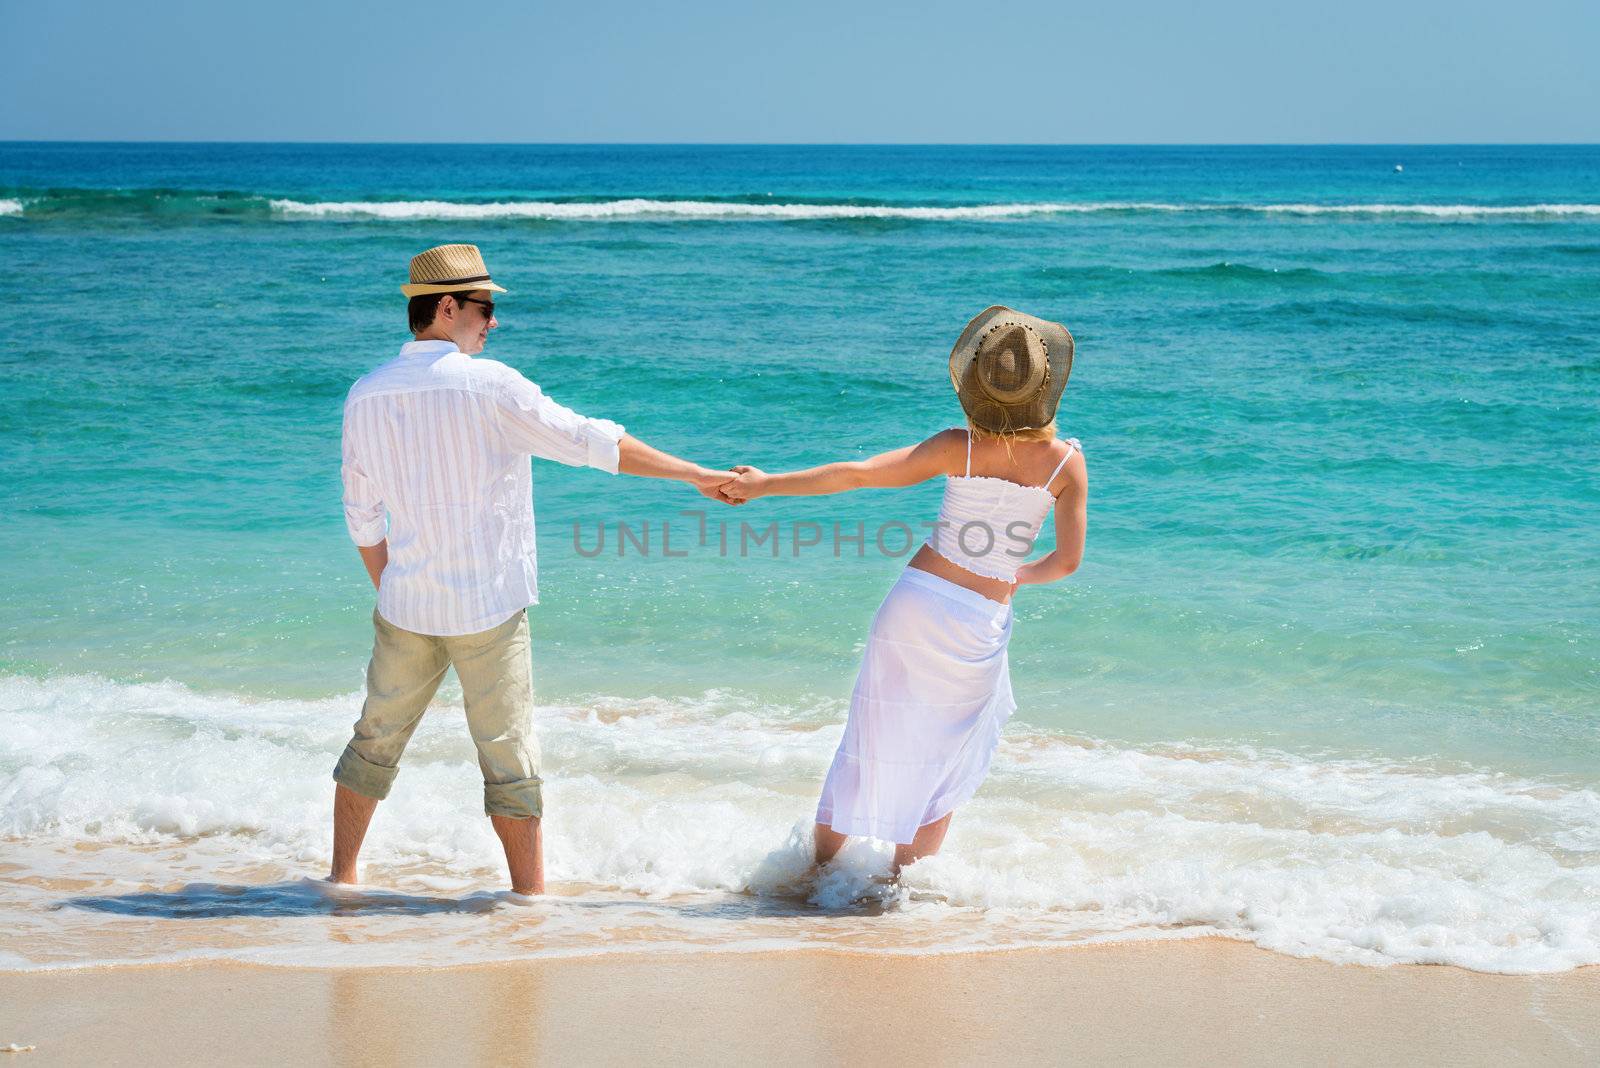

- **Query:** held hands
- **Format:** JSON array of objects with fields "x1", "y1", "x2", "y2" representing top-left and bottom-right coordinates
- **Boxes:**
[
  {"x1": 688, "y1": 465, "x2": 768, "y2": 504},
  {"x1": 692, "y1": 469, "x2": 744, "y2": 506},
  {"x1": 721, "y1": 465, "x2": 768, "y2": 502}
]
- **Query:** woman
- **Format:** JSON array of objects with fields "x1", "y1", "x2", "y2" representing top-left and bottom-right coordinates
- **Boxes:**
[{"x1": 725, "y1": 307, "x2": 1088, "y2": 872}]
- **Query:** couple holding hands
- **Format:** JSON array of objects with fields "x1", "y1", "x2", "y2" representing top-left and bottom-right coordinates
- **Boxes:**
[{"x1": 332, "y1": 244, "x2": 1087, "y2": 896}]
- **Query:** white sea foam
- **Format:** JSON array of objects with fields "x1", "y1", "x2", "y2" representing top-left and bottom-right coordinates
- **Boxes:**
[
  {"x1": 264, "y1": 197, "x2": 1600, "y2": 221},
  {"x1": 1255, "y1": 202, "x2": 1600, "y2": 217},
  {"x1": 0, "y1": 199, "x2": 23, "y2": 216},
  {"x1": 266, "y1": 197, "x2": 1150, "y2": 221},
  {"x1": 2, "y1": 673, "x2": 1598, "y2": 973}
]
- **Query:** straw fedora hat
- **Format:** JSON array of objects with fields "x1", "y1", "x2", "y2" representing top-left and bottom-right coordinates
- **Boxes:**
[
  {"x1": 400, "y1": 243, "x2": 509, "y2": 298},
  {"x1": 949, "y1": 306, "x2": 1074, "y2": 433}
]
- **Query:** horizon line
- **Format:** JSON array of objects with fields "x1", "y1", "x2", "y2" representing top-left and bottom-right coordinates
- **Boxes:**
[{"x1": 3, "y1": 139, "x2": 1599, "y2": 148}]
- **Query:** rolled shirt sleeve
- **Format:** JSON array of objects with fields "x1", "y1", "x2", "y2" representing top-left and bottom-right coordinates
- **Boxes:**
[
  {"x1": 341, "y1": 404, "x2": 388, "y2": 546},
  {"x1": 494, "y1": 370, "x2": 626, "y2": 474}
]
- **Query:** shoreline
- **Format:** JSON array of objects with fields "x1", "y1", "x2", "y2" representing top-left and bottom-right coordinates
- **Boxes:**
[{"x1": 4, "y1": 938, "x2": 1597, "y2": 1066}]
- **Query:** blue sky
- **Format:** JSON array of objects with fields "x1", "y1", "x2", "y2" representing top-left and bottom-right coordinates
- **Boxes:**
[{"x1": 5, "y1": 0, "x2": 1597, "y2": 142}]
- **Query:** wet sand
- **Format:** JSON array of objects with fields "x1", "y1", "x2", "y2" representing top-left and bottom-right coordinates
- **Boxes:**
[{"x1": 3, "y1": 937, "x2": 1598, "y2": 1066}]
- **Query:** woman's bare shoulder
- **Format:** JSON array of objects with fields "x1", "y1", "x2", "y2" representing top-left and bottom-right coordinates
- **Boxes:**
[
  {"x1": 913, "y1": 427, "x2": 968, "y2": 475},
  {"x1": 1049, "y1": 436, "x2": 1088, "y2": 496}
]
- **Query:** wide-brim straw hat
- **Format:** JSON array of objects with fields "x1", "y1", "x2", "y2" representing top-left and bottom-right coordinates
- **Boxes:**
[
  {"x1": 400, "y1": 243, "x2": 509, "y2": 298},
  {"x1": 949, "y1": 306, "x2": 1074, "y2": 433}
]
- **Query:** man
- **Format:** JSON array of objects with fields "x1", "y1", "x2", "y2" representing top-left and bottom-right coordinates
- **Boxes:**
[{"x1": 331, "y1": 243, "x2": 733, "y2": 896}]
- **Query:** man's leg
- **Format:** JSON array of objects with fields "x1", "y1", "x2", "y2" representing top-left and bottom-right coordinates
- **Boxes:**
[
  {"x1": 447, "y1": 610, "x2": 544, "y2": 894},
  {"x1": 329, "y1": 610, "x2": 450, "y2": 884},
  {"x1": 491, "y1": 812, "x2": 544, "y2": 895},
  {"x1": 331, "y1": 784, "x2": 380, "y2": 883}
]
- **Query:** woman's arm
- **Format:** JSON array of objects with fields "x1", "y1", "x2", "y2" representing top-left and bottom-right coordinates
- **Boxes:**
[
  {"x1": 725, "y1": 429, "x2": 962, "y2": 500},
  {"x1": 1014, "y1": 452, "x2": 1087, "y2": 586}
]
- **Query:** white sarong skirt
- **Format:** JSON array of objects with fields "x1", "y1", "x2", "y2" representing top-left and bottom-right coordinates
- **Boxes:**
[{"x1": 815, "y1": 566, "x2": 1017, "y2": 845}]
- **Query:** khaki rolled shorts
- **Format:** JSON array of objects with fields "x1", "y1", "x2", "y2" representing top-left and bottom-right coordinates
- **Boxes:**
[{"x1": 332, "y1": 608, "x2": 543, "y2": 819}]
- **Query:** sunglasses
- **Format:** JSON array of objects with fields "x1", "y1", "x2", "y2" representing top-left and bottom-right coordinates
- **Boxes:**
[{"x1": 456, "y1": 296, "x2": 496, "y2": 319}]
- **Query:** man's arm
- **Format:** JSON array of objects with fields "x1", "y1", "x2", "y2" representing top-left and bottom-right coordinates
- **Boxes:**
[
  {"x1": 342, "y1": 401, "x2": 390, "y2": 583},
  {"x1": 358, "y1": 541, "x2": 389, "y2": 590},
  {"x1": 617, "y1": 434, "x2": 738, "y2": 502},
  {"x1": 493, "y1": 371, "x2": 736, "y2": 501}
]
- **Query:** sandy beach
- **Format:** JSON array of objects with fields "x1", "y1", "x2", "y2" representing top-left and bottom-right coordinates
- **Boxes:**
[{"x1": 4, "y1": 938, "x2": 1597, "y2": 1066}]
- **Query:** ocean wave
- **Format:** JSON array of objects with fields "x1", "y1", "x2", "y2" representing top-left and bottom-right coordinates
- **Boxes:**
[
  {"x1": 267, "y1": 197, "x2": 1600, "y2": 221},
  {"x1": 1154, "y1": 261, "x2": 1329, "y2": 283},
  {"x1": 2, "y1": 673, "x2": 1598, "y2": 973},
  {"x1": 5, "y1": 188, "x2": 1599, "y2": 222},
  {"x1": 266, "y1": 197, "x2": 1154, "y2": 221},
  {"x1": 0, "y1": 188, "x2": 274, "y2": 220},
  {"x1": 1254, "y1": 202, "x2": 1600, "y2": 217}
]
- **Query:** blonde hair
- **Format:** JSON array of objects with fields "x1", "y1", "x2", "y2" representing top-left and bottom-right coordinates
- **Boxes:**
[{"x1": 967, "y1": 418, "x2": 1057, "y2": 444}]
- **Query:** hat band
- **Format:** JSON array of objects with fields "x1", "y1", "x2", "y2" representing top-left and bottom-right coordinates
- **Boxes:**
[{"x1": 412, "y1": 273, "x2": 490, "y2": 287}]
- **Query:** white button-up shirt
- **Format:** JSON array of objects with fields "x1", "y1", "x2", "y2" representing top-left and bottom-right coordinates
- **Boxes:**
[{"x1": 341, "y1": 340, "x2": 625, "y2": 636}]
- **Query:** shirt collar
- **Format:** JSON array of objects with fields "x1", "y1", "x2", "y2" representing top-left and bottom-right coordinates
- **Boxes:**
[{"x1": 398, "y1": 339, "x2": 461, "y2": 358}]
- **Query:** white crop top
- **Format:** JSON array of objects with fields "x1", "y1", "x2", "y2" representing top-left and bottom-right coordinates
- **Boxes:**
[{"x1": 924, "y1": 430, "x2": 1081, "y2": 582}]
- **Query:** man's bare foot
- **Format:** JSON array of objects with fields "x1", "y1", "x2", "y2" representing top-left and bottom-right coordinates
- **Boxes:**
[
  {"x1": 498, "y1": 888, "x2": 542, "y2": 907},
  {"x1": 301, "y1": 875, "x2": 363, "y2": 898}
]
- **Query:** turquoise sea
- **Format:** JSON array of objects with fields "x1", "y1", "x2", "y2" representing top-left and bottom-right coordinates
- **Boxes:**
[{"x1": 2, "y1": 144, "x2": 1597, "y2": 973}]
